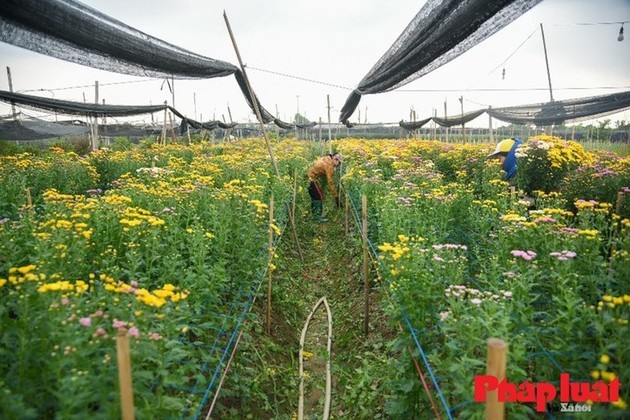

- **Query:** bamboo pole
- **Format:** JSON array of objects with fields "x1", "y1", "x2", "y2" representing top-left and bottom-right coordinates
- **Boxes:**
[
  {"x1": 292, "y1": 168, "x2": 298, "y2": 222},
  {"x1": 169, "y1": 113, "x2": 176, "y2": 142},
  {"x1": 267, "y1": 195, "x2": 274, "y2": 335},
  {"x1": 25, "y1": 187, "x2": 32, "y2": 210},
  {"x1": 362, "y1": 194, "x2": 369, "y2": 336},
  {"x1": 327, "y1": 95, "x2": 332, "y2": 142},
  {"x1": 344, "y1": 194, "x2": 349, "y2": 236},
  {"x1": 485, "y1": 338, "x2": 507, "y2": 420},
  {"x1": 444, "y1": 100, "x2": 449, "y2": 143},
  {"x1": 116, "y1": 332, "x2": 135, "y2": 420},
  {"x1": 6, "y1": 66, "x2": 17, "y2": 119},
  {"x1": 223, "y1": 11, "x2": 304, "y2": 262},
  {"x1": 460, "y1": 95, "x2": 466, "y2": 144},
  {"x1": 93, "y1": 81, "x2": 99, "y2": 151},
  {"x1": 161, "y1": 102, "x2": 167, "y2": 145}
]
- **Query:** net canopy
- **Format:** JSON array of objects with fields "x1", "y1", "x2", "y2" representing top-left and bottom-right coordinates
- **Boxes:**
[
  {"x1": 399, "y1": 117, "x2": 432, "y2": 130},
  {"x1": 0, "y1": 90, "x2": 303, "y2": 140},
  {"x1": 0, "y1": 0, "x2": 295, "y2": 129},
  {"x1": 0, "y1": 0, "x2": 237, "y2": 79},
  {"x1": 339, "y1": 0, "x2": 543, "y2": 125},
  {"x1": 0, "y1": 118, "x2": 88, "y2": 140},
  {"x1": 398, "y1": 91, "x2": 630, "y2": 130},
  {"x1": 486, "y1": 91, "x2": 630, "y2": 126},
  {"x1": 432, "y1": 109, "x2": 486, "y2": 127},
  {"x1": 0, "y1": 90, "x2": 166, "y2": 118}
]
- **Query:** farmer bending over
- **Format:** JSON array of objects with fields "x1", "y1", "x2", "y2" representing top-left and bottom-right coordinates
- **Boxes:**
[
  {"x1": 487, "y1": 138, "x2": 521, "y2": 184},
  {"x1": 307, "y1": 152, "x2": 343, "y2": 222}
]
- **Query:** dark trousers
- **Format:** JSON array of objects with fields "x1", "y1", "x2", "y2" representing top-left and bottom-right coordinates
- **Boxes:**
[{"x1": 308, "y1": 180, "x2": 324, "y2": 201}]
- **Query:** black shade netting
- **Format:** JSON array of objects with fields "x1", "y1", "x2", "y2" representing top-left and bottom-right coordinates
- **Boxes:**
[
  {"x1": 0, "y1": 0, "x2": 238, "y2": 79},
  {"x1": 0, "y1": 0, "x2": 289, "y2": 129},
  {"x1": 339, "y1": 0, "x2": 542, "y2": 124},
  {"x1": 433, "y1": 109, "x2": 485, "y2": 127},
  {"x1": 487, "y1": 91, "x2": 630, "y2": 126},
  {"x1": 0, "y1": 118, "x2": 87, "y2": 140},
  {"x1": 399, "y1": 117, "x2": 433, "y2": 130},
  {"x1": 0, "y1": 90, "x2": 167, "y2": 118}
]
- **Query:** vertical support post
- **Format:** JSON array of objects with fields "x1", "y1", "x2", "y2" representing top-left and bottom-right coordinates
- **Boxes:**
[
  {"x1": 161, "y1": 102, "x2": 167, "y2": 145},
  {"x1": 223, "y1": 11, "x2": 304, "y2": 262},
  {"x1": 362, "y1": 194, "x2": 369, "y2": 336},
  {"x1": 318, "y1": 117, "x2": 322, "y2": 142},
  {"x1": 292, "y1": 168, "x2": 298, "y2": 222},
  {"x1": 488, "y1": 108, "x2": 494, "y2": 143},
  {"x1": 171, "y1": 76, "x2": 175, "y2": 109},
  {"x1": 116, "y1": 332, "x2": 135, "y2": 420},
  {"x1": 92, "y1": 81, "x2": 99, "y2": 151},
  {"x1": 540, "y1": 23, "x2": 554, "y2": 103},
  {"x1": 6, "y1": 66, "x2": 17, "y2": 119},
  {"x1": 25, "y1": 187, "x2": 32, "y2": 210},
  {"x1": 459, "y1": 95, "x2": 466, "y2": 144},
  {"x1": 444, "y1": 100, "x2": 449, "y2": 143},
  {"x1": 275, "y1": 104, "x2": 280, "y2": 140},
  {"x1": 432, "y1": 109, "x2": 437, "y2": 141},
  {"x1": 266, "y1": 195, "x2": 274, "y2": 335},
  {"x1": 485, "y1": 338, "x2": 507, "y2": 420},
  {"x1": 345, "y1": 195, "x2": 349, "y2": 236},
  {"x1": 327, "y1": 94, "x2": 332, "y2": 142},
  {"x1": 169, "y1": 113, "x2": 176, "y2": 142}
]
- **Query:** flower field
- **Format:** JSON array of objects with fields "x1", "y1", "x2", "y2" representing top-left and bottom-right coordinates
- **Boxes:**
[
  {"x1": 0, "y1": 135, "x2": 629, "y2": 418},
  {"x1": 336, "y1": 135, "x2": 629, "y2": 418},
  {"x1": 0, "y1": 139, "x2": 309, "y2": 418}
]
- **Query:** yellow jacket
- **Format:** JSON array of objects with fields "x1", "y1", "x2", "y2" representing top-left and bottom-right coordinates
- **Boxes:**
[{"x1": 308, "y1": 155, "x2": 338, "y2": 198}]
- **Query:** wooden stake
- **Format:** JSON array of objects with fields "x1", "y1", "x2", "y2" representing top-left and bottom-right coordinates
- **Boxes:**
[
  {"x1": 345, "y1": 194, "x2": 349, "y2": 236},
  {"x1": 116, "y1": 332, "x2": 135, "y2": 420},
  {"x1": 161, "y1": 102, "x2": 167, "y2": 145},
  {"x1": 169, "y1": 112, "x2": 176, "y2": 142},
  {"x1": 485, "y1": 338, "x2": 507, "y2": 420},
  {"x1": 93, "y1": 81, "x2": 99, "y2": 151},
  {"x1": 362, "y1": 194, "x2": 369, "y2": 336},
  {"x1": 327, "y1": 95, "x2": 332, "y2": 142},
  {"x1": 444, "y1": 100, "x2": 449, "y2": 143},
  {"x1": 488, "y1": 108, "x2": 494, "y2": 143},
  {"x1": 292, "y1": 168, "x2": 298, "y2": 222},
  {"x1": 25, "y1": 187, "x2": 32, "y2": 210},
  {"x1": 318, "y1": 117, "x2": 322, "y2": 143},
  {"x1": 460, "y1": 95, "x2": 466, "y2": 144},
  {"x1": 223, "y1": 11, "x2": 304, "y2": 262},
  {"x1": 6, "y1": 66, "x2": 17, "y2": 119},
  {"x1": 266, "y1": 195, "x2": 274, "y2": 335}
]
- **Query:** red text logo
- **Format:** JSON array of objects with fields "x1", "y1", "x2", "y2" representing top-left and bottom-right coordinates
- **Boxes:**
[{"x1": 474, "y1": 373, "x2": 621, "y2": 412}]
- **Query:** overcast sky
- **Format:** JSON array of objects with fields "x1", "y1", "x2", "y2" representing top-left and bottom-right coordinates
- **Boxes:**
[{"x1": 1, "y1": 0, "x2": 629, "y2": 128}]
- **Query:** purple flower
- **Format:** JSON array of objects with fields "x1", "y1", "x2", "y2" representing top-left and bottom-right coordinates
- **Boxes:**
[
  {"x1": 149, "y1": 332, "x2": 163, "y2": 341},
  {"x1": 112, "y1": 319, "x2": 126, "y2": 329},
  {"x1": 511, "y1": 250, "x2": 537, "y2": 261},
  {"x1": 79, "y1": 317, "x2": 92, "y2": 327},
  {"x1": 550, "y1": 250, "x2": 577, "y2": 261},
  {"x1": 127, "y1": 327, "x2": 140, "y2": 338}
]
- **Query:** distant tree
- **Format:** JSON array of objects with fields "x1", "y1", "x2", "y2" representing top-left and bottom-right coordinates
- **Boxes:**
[{"x1": 294, "y1": 113, "x2": 311, "y2": 125}]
